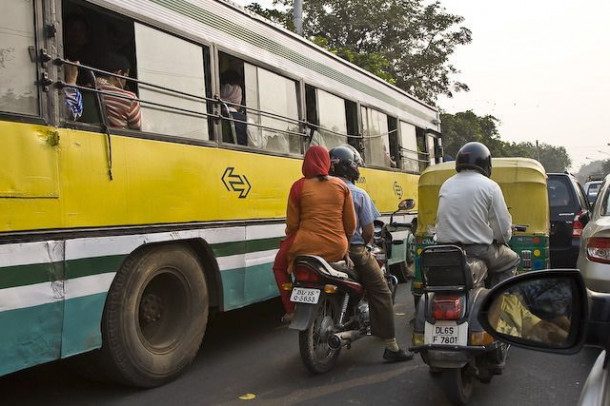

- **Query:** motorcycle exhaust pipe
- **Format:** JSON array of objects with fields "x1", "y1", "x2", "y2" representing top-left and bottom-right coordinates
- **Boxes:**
[{"x1": 328, "y1": 330, "x2": 364, "y2": 350}]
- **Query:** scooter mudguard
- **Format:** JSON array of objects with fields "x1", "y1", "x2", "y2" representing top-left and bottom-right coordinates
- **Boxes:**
[{"x1": 289, "y1": 303, "x2": 319, "y2": 331}]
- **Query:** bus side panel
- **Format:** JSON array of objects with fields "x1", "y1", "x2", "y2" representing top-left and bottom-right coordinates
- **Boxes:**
[{"x1": 0, "y1": 241, "x2": 64, "y2": 376}]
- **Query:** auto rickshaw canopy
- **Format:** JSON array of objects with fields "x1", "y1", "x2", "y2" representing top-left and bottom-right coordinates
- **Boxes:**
[{"x1": 417, "y1": 157, "x2": 549, "y2": 236}]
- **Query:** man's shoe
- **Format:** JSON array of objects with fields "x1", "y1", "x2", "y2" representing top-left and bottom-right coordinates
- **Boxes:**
[
  {"x1": 383, "y1": 348, "x2": 414, "y2": 362},
  {"x1": 281, "y1": 313, "x2": 294, "y2": 324}
]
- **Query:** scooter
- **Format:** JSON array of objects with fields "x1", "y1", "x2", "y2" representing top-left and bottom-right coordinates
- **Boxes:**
[
  {"x1": 409, "y1": 241, "x2": 517, "y2": 405},
  {"x1": 287, "y1": 201, "x2": 415, "y2": 374}
]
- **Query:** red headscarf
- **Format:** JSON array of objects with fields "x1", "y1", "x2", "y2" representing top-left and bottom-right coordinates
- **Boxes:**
[{"x1": 302, "y1": 145, "x2": 330, "y2": 178}]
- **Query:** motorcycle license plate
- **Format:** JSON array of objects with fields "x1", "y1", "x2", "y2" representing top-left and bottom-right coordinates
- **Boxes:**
[
  {"x1": 424, "y1": 321, "x2": 468, "y2": 346},
  {"x1": 290, "y1": 287, "x2": 320, "y2": 304}
]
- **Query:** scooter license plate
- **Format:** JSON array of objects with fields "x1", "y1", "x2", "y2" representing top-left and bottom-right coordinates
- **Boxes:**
[
  {"x1": 290, "y1": 287, "x2": 321, "y2": 304},
  {"x1": 424, "y1": 321, "x2": 468, "y2": 346}
]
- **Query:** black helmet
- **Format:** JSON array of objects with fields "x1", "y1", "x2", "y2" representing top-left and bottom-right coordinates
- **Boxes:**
[
  {"x1": 329, "y1": 145, "x2": 363, "y2": 182},
  {"x1": 455, "y1": 142, "x2": 492, "y2": 177}
]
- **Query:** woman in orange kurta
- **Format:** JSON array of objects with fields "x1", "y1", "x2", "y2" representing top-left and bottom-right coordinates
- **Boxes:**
[{"x1": 273, "y1": 146, "x2": 357, "y2": 322}]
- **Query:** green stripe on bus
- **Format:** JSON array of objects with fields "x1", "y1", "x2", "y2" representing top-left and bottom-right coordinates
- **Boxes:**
[
  {"x1": 149, "y1": 0, "x2": 434, "y2": 122},
  {"x1": 211, "y1": 236, "x2": 281, "y2": 257},
  {"x1": 0, "y1": 237, "x2": 280, "y2": 289}
]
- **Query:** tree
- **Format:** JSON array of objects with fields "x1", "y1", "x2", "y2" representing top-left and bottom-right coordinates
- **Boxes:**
[
  {"x1": 441, "y1": 111, "x2": 572, "y2": 172},
  {"x1": 246, "y1": 0, "x2": 471, "y2": 104}
]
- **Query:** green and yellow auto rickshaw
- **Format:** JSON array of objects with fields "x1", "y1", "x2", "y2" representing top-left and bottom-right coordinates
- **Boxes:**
[{"x1": 412, "y1": 157, "x2": 550, "y2": 305}]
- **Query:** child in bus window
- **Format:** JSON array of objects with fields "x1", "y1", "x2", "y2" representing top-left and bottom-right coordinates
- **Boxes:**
[{"x1": 95, "y1": 53, "x2": 141, "y2": 130}]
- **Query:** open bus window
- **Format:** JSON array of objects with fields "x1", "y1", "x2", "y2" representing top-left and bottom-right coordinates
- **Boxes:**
[
  {"x1": 218, "y1": 52, "x2": 301, "y2": 154},
  {"x1": 399, "y1": 121, "x2": 419, "y2": 172},
  {"x1": 62, "y1": 1, "x2": 138, "y2": 127},
  {"x1": 361, "y1": 106, "x2": 393, "y2": 168},
  {"x1": 0, "y1": 0, "x2": 38, "y2": 116},
  {"x1": 305, "y1": 86, "x2": 349, "y2": 150},
  {"x1": 416, "y1": 128, "x2": 429, "y2": 172},
  {"x1": 387, "y1": 116, "x2": 398, "y2": 168}
]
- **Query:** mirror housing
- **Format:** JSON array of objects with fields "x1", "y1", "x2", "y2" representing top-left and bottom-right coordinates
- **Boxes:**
[
  {"x1": 478, "y1": 269, "x2": 588, "y2": 355},
  {"x1": 579, "y1": 211, "x2": 590, "y2": 227},
  {"x1": 398, "y1": 199, "x2": 415, "y2": 211}
]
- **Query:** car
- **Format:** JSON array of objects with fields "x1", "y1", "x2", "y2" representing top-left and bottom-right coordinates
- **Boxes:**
[
  {"x1": 577, "y1": 175, "x2": 610, "y2": 292},
  {"x1": 584, "y1": 181, "x2": 603, "y2": 206},
  {"x1": 547, "y1": 173, "x2": 590, "y2": 268},
  {"x1": 477, "y1": 269, "x2": 606, "y2": 406}
]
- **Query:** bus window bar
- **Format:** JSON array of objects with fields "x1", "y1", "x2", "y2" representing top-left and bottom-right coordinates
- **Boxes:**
[
  {"x1": 55, "y1": 58, "x2": 214, "y2": 104},
  {"x1": 87, "y1": 70, "x2": 114, "y2": 181}
]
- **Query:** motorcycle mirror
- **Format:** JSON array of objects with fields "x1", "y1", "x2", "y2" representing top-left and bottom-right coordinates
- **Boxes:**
[
  {"x1": 398, "y1": 199, "x2": 415, "y2": 211},
  {"x1": 477, "y1": 269, "x2": 587, "y2": 355}
]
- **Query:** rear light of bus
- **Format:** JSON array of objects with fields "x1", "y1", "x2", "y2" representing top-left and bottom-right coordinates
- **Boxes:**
[
  {"x1": 431, "y1": 294, "x2": 463, "y2": 320},
  {"x1": 587, "y1": 237, "x2": 610, "y2": 264},
  {"x1": 573, "y1": 211, "x2": 587, "y2": 238},
  {"x1": 294, "y1": 266, "x2": 322, "y2": 283}
]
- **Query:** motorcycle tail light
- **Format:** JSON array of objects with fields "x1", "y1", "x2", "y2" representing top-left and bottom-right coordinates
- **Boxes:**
[
  {"x1": 281, "y1": 283, "x2": 293, "y2": 291},
  {"x1": 412, "y1": 332, "x2": 424, "y2": 346},
  {"x1": 324, "y1": 284, "x2": 338, "y2": 293},
  {"x1": 294, "y1": 266, "x2": 322, "y2": 283},
  {"x1": 431, "y1": 294, "x2": 463, "y2": 320},
  {"x1": 587, "y1": 237, "x2": 610, "y2": 264},
  {"x1": 573, "y1": 211, "x2": 586, "y2": 238}
]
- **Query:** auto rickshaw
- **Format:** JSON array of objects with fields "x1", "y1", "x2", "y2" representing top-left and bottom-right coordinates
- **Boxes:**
[{"x1": 412, "y1": 157, "x2": 550, "y2": 305}]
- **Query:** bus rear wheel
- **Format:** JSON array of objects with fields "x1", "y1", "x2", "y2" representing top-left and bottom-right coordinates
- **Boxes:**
[{"x1": 100, "y1": 244, "x2": 208, "y2": 387}]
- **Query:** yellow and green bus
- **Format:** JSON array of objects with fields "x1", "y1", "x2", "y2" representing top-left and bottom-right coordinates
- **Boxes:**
[{"x1": 0, "y1": 0, "x2": 442, "y2": 386}]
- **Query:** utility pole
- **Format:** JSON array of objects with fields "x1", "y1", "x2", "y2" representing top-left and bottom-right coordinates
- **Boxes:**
[
  {"x1": 536, "y1": 139, "x2": 540, "y2": 162},
  {"x1": 293, "y1": 0, "x2": 303, "y2": 36}
]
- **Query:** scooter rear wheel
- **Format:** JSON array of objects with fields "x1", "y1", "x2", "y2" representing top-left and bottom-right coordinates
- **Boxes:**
[
  {"x1": 298, "y1": 295, "x2": 341, "y2": 374},
  {"x1": 441, "y1": 366, "x2": 473, "y2": 406}
]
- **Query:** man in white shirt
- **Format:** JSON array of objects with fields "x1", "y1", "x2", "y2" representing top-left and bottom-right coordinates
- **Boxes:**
[{"x1": 435, "y1": 142, "x2": 520, "y2": 287}]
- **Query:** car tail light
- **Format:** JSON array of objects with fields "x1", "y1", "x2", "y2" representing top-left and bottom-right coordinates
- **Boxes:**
[
  {"x1": 294, "y1": 266, "x2": 322, "y2": 283},
  {"x1": 587, "y1": 237, "x2": 610, "y2": 264},
  {"x1": 573, "y1": 211, "x2": 587, "y2": 238},
  {"x1": 431, "y1": 294, "x2": 463, "y2": 320}
]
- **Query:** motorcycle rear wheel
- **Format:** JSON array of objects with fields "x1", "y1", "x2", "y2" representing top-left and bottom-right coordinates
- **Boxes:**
[
  {"x1": 441, "y1": 366, "x2": 473, "y2": 406},
  {"x1": 298, "y1": 296, "x2": 341, "y2": 374}
]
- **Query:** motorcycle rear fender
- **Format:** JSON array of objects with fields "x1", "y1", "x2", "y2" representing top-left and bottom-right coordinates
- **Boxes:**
[{"x1": 289, "y1": 302, "x2": 321, "y2": 331}]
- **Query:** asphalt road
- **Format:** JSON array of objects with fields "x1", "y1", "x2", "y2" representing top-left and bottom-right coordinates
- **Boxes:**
[{"x1": 1, "y1": 283, "x2": 598, "y2": 406}]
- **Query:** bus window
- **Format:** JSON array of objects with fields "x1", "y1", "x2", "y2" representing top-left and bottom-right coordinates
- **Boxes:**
[
  {"x1": 361, "y1": 106, "x2": 390, "y2": 168},
  {"x1": 345, "y1": 100, "x2": 360, "y2": 151},
  {"x1": 307, "y1": 87, "x2": 348, "y2": 150},
  {"x1": 416, "y1": 128, "x2": 429, "y2": 172},
  {"x1": 62, "y1": 1, "x2": 138, "y2": 128},
  {"x1": 134, "y1": 23, "x2": 210, "y2": 141},
  {"x1": 387, "y1": 116, "x2": 398, "y2": 168},
  {"x1": 427, "y1": 133, "x2": 437, "y2": 166},
  {"x1": 0, "y1": 0, "x2": 38, "y2": 116},
  {"x1": 399, "y1": 121, "x2": 419, "y2": 172},
  {"x1": 256, "y1": 67, "x2": 300, "y2": 154}
]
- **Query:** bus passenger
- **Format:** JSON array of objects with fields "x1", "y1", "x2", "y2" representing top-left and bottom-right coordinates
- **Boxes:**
[
  {"x1": 63, "y1": 61, "x2": 83, "y2": 121},
  {"x1": 273, "y1": 146, "x2": 357, "y2": 323},
  {"x1": 95, "y1": 53, "x2": 141, "y2": 130}
]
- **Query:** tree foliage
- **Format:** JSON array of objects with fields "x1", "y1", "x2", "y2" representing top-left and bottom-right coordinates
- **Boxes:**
[
  {"x1": 246, "y1": 0, "x2": 471, "y2": 104},
  {"x1": 441, "y1": 111, "x2": 572, "y2": 172}
]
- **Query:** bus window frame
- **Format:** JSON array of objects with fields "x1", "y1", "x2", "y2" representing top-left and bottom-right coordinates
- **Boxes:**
[
  {"x1": 215, "y1": 45, "x2": 306, "y2": 158},
  {"x1": 359, "y1": 102, "x2": 408, "y2": 173},
  {"x1": 0, "y1": 0, "x2": 48, "y2": 125}
]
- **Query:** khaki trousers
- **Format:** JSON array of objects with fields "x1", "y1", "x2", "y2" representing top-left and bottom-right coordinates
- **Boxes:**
[{"x1": 349, "y1": 245, "x2": 395, "y2": 339}]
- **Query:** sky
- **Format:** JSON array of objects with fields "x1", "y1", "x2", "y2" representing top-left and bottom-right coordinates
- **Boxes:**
[{"x1": 233, "y1": 0, "x2": 610, "y2": 171}]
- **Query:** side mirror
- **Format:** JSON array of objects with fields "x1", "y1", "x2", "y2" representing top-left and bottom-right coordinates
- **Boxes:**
[
  {"x1": 398, "y1": 199, "x2": 415, "y2": 211},
  {"x1": 478, "y1": 270, "x2": 588, "y2": 355},
  {"x1": 579, "y1": 211, "x2": 590, "y2": 227}
]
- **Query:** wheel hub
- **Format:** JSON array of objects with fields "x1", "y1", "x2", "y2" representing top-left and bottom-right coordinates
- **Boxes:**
[{"x1": 140, "y1": 292, "x2": 164, "y2": 324}]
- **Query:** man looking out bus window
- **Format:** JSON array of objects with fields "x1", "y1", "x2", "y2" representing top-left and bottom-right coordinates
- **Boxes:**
[{"x1": 95, "y1": 52, "x2": 141, "y2": 130}]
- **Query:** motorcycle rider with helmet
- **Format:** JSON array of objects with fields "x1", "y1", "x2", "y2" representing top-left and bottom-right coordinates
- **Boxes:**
[
  {"x1": 435, "y1": 142, "x2": 520, "y2": 287},
  {"x1": 329, "y1": 145, "x2": 412, "y2": 362}
]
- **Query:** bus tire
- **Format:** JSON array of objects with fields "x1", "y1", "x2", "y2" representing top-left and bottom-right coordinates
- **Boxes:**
[{"x1": 100, "y1": 244, "x2": 208, "y2": 388}]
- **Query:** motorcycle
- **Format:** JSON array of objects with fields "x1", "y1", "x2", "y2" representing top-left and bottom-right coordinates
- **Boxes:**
[
  {"x1": 287, "y1": 200, "x2": 415, "y2": 374},
  {"x1": 409, "y1": 227, "x2": 526, "y2": 405}
]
